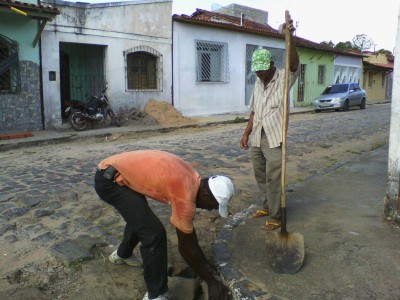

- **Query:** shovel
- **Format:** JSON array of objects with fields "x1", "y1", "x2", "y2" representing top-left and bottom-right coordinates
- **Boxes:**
[{"x1": 265, "y1": 10, "x2": 305, "y2": 275}]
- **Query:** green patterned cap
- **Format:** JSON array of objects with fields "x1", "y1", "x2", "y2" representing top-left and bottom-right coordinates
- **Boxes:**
[{"x1": 251, "y1": 49, "x2": 272, "y2": 72}]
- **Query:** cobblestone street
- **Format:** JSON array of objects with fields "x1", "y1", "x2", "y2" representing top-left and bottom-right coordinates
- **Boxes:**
[{"x1": 0, "y1": 104, "x2": 390, "y2": 299}]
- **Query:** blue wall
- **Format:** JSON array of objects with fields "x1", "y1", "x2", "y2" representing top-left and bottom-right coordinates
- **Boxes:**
[{"x1": 0, "y1": 6, "x2": 43, "y2": 134}]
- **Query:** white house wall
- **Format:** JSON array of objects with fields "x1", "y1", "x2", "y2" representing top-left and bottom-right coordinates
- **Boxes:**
[
  {"x1": 333, "y1": 55, "x2": 363, "y2": 85},
  {"x1": 384, "y1": 7, "x2": 400, "y2": 220},
  {"x1": 173, "y1": 22, "x2": 284, "y2": 117},
  {"x1": 41, "y1": 0, "x2": 172, "y2": 129}
]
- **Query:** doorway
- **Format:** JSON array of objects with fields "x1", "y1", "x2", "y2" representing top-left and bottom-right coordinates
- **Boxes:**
[
  {"x1": 245, "y1": 45, "x2": 285, "y2": 106},
  {"x1": 297, "y1": 64, "x2": 306, "y2": 102},
  {"x1": 59, "y1": 42, "x2": 106, "y2": 121}
]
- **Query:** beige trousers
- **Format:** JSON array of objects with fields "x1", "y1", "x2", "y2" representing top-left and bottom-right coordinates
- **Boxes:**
[{"x1": 251, "y1": 131, "x2": 282, "y2": 218}]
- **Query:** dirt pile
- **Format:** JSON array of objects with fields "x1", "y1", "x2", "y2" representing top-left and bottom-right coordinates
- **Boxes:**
[
  {"x1": 119, "y1": 100, "x2": 197, "y2": 127},
  {"x1": 144, "y1": 100, "x2": 197, "y2": 126},
  {"x1": 119, "y1": 107, "x2": 158, "y2": 126}
]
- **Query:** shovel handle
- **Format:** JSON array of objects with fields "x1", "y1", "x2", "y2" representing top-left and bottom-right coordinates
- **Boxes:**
[{"x1": 281, "y1": 11, "x2": 291, "y2": 230}]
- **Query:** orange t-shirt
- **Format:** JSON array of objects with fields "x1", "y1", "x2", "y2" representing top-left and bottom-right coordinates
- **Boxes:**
[{"x1": 98, "y1": 150, "x2": 201, "y2": 233}]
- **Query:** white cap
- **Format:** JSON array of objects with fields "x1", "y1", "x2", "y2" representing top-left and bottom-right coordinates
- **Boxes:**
[{"x1": 208, "y1": 175, "x2": 234, "y2": 218}]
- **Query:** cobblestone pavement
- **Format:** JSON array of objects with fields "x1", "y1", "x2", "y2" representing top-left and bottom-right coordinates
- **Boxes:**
[{"x1": 0, "y1": 104, "x2": 390, "y2": 299}]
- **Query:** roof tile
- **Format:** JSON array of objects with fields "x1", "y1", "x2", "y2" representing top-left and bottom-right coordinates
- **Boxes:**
[
  {"x1": 0, "y1": 0, "x2": 60, "y2": 14},
  {"x1": 173, "y1": 9, "x2": 363, "y2": 57}
]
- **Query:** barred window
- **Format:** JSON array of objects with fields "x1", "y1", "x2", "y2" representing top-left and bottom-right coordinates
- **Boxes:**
[
  {"x1": 125, "y1": 46, "x2": 162, "y2": 91},
  {"x1": 0, "y1": 34, "x2": 20, "y2": 94},
  {"x1": 127, "y1": 52, "x2": 157, "y2": 90},
  {"x1": 317, "y1": 65, "x2": 325, "y2": 85},
  {"x1": 368, "y1": 71, "x2": 373, "y2": 87},
  {"x1": 196, "y1": 41, "x2": 229, "y2": 83}
]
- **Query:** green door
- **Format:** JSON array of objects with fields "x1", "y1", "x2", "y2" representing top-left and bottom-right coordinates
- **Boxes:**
[{"x1": 60, "y1": 42, "x2": 106, "y2": 119}]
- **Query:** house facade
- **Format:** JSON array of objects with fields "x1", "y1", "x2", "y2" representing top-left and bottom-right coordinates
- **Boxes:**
[
  {"x1": 362, "y1": 52, "x2": 393, "y2": 100},
  {"x1": 293, "y1": 49, "x2": 363, "y2": 106},
  {"x1": 173, "y1": 14, "x2": 285, "y2": 116},
  {"x1": 173, "y1": 9, "x2": 292, "y2": 117},
  {"x1": 0, "y1": 0, "x2": 59, "y2": 134},
  {"x1": 41, "y1": 0, "x2": 172, "y2": 129},
  {"x1": 294, "y1": 48, "x2": 335, "y2": 106},
  {"x1": 334, "y1": 55, "x2": 363, "y2": 85},
  {"x1": 173, "y1": 7, "x2": 365, "y2": 116}
]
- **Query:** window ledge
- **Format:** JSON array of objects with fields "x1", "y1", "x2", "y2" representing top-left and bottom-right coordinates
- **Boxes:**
[
  {"x1": 126, "y1": 89, "x2": 162, "y2": 92},
  {"x1": 195, "y1": 81, "x2": 229, "y2": 84}
]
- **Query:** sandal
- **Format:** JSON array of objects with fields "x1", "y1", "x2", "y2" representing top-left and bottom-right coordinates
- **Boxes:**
[
  {"x1": 265, "y1": 219, "x2": 281, "y2": 230},
  {"x1": 253, "y1": 208, "x2": 269, "y2": 218}
]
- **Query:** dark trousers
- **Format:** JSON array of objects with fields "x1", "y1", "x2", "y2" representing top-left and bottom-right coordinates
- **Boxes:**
[{"x1": 94, "y1": 169, "x2": 168, "y2": 298}]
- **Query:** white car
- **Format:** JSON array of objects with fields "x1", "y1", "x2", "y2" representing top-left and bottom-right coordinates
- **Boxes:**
[{"x1": 314, "y1": 83, "x2": 367, "y2": 112}]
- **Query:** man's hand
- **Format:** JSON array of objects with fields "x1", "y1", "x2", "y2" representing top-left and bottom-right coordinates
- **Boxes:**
[
  {"x1": 240, "y1": 134, "x2": 249, "y2": 150},
  {"x1": 241, "y1": 112, "x2": 254, "y2": 150},
  {"x1": 209, "y1": 280, "x2": 230, "y2": 300},
  {"x1": 279, "y1": 16, "x2": 299, "y2": 72},
  {"x1": 279, "y1": 19, "x2": 296, "y2": 36}
]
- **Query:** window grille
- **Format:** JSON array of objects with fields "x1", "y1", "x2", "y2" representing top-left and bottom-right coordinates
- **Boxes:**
[
  {"x1": 317, "y1": 65, "x2": 325, "y2": 84},
  {"x1": 340, "y1": 66, "x2": 347, "y2": 83},
  {"x1": 125, "y1": 46, "x2": 162, "y2": 91},
  {"x1": 0, "y1": 34, "x2": 20, "y2": 94},
  {"x1": 196, "y1": 41, "x2": 229, "y2": 83},
  {"x1": 368, "y1": 71, "x2": 373, "y2": 87},
  {"x1": 349, "y1": 67, "x2": 357, "y2": 82},
  {"x1": 298, "y1": 64, "x2": 306, "y2": 102},
  {"x1": 262, "y1": 46, "x2": 284, "y2": 69},
  {"x1": 245, "y1": 44, "x2": 284, "y2": 105}
]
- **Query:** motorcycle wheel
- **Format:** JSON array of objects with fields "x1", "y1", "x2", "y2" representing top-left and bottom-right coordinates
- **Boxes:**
[
  {"x1": 108, "y1": 109, "x2": 121, "y2": 127},
  {"x1": 69, "y1": 111, "x2": 88, "y2": 131}
]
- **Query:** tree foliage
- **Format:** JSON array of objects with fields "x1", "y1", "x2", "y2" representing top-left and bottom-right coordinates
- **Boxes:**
[
  {"x1": 320, "y1": 34, "x2": 391, "y2": 53},
  {"x1": 320, "y1": 40, "x2": 360, "y2": 52},
  {"x1": 336, "y1": 41, "x2": 357, "y2": 52},
  {"x1": 377, "y1": 49, "x2": 393, "y2": 56},
  {"x1": 320, "y1": 40, "x2": 335, "y2": 49}
]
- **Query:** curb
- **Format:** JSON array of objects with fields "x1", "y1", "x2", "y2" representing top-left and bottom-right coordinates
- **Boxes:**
[
  {"x1": 0, "y1": 119, "x2": 251, "y2": 152},
  {"x1": 0, "y1": 132, "x2": 33, "y2": 140},
  {"x1": 0, "y1": 107, "x2": 319, "y2": 153},
  {"x1": 10, "y1": 102, "x2": 381, "y2": 153},
  {"x1": 214, "y1": 205, "x2": 279, "y2": 300}
]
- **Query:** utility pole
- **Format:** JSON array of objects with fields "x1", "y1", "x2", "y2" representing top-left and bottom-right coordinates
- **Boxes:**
[{"x1": 384, "y1": 6, "x2": 400, "y2": 222}]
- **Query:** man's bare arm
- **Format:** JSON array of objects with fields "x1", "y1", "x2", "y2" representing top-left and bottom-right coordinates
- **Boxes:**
[
  {"x1": 176, "y1": 228, "x2": 229, "y2": 300},
  {"x1": 240, "y1": 111, "x2": 254, "y2": 150}
]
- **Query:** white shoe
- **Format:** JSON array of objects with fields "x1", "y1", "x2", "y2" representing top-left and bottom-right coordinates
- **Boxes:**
[
  {"x1": 108, "y1": 250, "x2": 142, "y2": 267},
  {"x1": 142, "y1": 291, "x2": 169, "y2": 300}
]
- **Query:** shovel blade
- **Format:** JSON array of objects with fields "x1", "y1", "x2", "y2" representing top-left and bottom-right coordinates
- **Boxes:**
[{"x1": 266, "y1": 231, "x2": 305, "y2": 274}]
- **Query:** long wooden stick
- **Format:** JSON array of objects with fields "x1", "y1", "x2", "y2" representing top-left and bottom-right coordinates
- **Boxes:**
[{"x1": 281, "y1": 10, "x2": 291, "y2": 232}]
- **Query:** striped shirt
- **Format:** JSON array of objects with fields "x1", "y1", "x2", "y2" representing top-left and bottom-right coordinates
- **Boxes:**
[{"x1": 249, "y1": 65, "x2": 299, "y2": 148}]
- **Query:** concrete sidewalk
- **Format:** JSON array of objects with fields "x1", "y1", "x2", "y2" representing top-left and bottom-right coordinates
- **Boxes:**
[
  {"x1": 0, "y1": 106, "x2": 313, "y2": 152},
  {"x1": 214, "y1": 145, "x2": 400, "y2": 299}
]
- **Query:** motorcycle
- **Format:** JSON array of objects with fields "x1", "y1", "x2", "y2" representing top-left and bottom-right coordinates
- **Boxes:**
[{"x1": 64, "y1": 86, "x2": 121, "y2": 131}]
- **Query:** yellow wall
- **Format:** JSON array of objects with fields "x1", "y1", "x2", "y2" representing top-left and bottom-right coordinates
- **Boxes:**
[
  {"x1": 362, "y1": 52, "x2": 391, "y2": 100},
  {"x1": 364, "y1": 53, "x2": 388, "y2": 64},
  {"x1": 363, "y1": 70, "x2": 387, "y2": 100}
]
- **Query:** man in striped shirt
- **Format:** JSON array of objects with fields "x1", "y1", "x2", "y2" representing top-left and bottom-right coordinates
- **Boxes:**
[{"x1": 240, "y1": 21, "x2": 299, "y2": 230}]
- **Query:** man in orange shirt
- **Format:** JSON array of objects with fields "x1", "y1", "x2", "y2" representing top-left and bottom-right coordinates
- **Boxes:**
[{"x1": 94, "y1": 150, "x2": 234, "y2": 300}]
